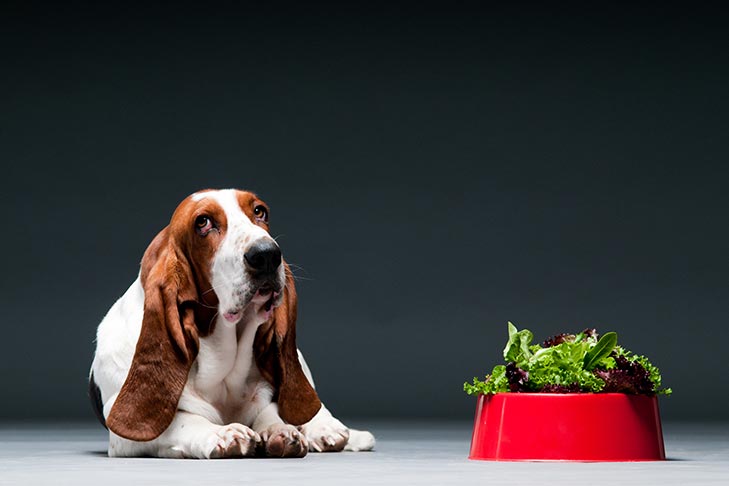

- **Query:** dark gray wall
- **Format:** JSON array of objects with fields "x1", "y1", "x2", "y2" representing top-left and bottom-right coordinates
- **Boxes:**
[{"x1": 2, "y1": 2, "x2": 727, "y2": 422}]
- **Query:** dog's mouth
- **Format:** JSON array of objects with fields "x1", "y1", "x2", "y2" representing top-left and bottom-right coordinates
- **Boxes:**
[
  {"x1": 255, "y1": 283, "x2": 278, "y2": 312},
  {"x1": 257, "y1": 282, "x2": 274, "y2": 297},
  {"x1": 224, "y1": 282, "x2": 282, "y2": 323},
  {"x1": 223, "y1": 309, "x2": 243, "y2": 323}
]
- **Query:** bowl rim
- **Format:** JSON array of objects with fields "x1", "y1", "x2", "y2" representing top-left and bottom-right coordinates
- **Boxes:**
[{"x1": 474, "y1": 392, "x2": 661, "y2": 397}]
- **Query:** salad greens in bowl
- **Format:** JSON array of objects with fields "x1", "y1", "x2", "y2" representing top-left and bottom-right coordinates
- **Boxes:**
[
  {"x1": 464, "y1": 322, "x2": 671, "y2": 396},
  {"x1": 466, "y1": 323, "x2": 670, "y2": 461}
]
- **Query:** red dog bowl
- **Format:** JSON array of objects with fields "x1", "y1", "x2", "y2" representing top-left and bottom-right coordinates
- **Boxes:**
[{"x1": 469, "y1": 393, "x2": 665, "y2": 461}]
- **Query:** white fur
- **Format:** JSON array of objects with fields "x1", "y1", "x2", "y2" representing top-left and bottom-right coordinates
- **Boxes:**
[
  {"x1": 90, "y1": 189, "x2": 374, "y2": 458},
  {"x1": 208, "y1": 190, "x2": 285, "y2": 319}
]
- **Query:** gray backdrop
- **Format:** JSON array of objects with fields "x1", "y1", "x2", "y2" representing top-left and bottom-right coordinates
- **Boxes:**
[{"x1": 2, "y1": 2, "x2": 727, "y2": 423}]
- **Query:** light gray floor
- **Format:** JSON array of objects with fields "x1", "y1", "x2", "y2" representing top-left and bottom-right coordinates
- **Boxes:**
[{"x1": 0, "y1": 421, "x2": 727, "y2": 485}]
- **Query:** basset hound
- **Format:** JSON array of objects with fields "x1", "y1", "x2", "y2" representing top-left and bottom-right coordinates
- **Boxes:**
[{"x1": 89, "y1": 189, "x2": 375, "y2": 458}]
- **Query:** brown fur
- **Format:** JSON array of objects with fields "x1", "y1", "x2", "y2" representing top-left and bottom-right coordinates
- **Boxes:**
[
  {"x1": 254, "y1": 265, "x2": 322, "y2": 425},
  {"x1": 106, "y1": 226, "x2": 201, "y2": 441},
  {"x1": 105, "y1": 190, "x2": 321, "y2": 442}
]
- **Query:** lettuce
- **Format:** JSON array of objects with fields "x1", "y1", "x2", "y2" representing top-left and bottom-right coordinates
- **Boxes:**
[{"x1": 464, "y1": 322, "x2": 672, "y2": 396}]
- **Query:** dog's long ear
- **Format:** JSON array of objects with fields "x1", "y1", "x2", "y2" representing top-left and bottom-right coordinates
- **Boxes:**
[
  {"x1": 255, "y1": 263, "x2": 322, "y2": 425},
  {"x1": 106, "y1": 228, "x2": 200, "y2": 442}
]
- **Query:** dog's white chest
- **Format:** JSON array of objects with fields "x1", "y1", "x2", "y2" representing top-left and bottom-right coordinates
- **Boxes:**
[{"x1": 186, "y1": 317, "x2": 270, "y2": 424}]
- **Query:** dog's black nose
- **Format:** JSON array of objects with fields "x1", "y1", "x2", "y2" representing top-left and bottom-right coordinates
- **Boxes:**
[{"x1": 244, "y1": 240, "x2": 282, "y2": 274}]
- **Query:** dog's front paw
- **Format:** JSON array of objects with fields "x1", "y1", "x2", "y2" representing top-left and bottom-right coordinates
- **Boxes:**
[
  {"x1": 299, "y1": 415, "x2": 349, "y2": 452},
  {"x1": 207, "y1": 423, "x2": 261, "y2": 459},
  {"x1": 261, "y1": 424, "x2": 309, "y2": 458}
]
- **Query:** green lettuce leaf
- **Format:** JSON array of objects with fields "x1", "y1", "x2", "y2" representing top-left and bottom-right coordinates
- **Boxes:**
[{"x1": 463, "y1": 323, "x2": 671, "y2": 396}]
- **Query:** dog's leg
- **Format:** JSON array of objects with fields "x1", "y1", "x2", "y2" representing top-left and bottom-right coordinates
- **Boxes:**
[
  {"x1": 298, "y1": 405, "x2": 350, "y2": 452},
  {"x1": 343, "y1": 427, "x2": 377, "y2": 452},
  {"x1": 252, "y1": 402, "x2": 309, "y2": 458},
  {"x1": 296, "y1": 350, "x2": 376, "y2": 452},
  {"x1": 108, "y1": 411, "x2": 261, "y2": 459}
]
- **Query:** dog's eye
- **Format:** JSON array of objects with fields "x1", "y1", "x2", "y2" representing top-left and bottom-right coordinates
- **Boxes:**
[
  {"x1": 195, "y1": 215, "x2": 213, "y2": 235},
  {"x1": 253, "y1": 205, "x2": 268, "y2": 223}
]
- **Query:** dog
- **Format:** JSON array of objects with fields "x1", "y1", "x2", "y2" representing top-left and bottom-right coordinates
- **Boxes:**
[{"x1": 89, "y1": 188, "x2": 375, "y2": 458}]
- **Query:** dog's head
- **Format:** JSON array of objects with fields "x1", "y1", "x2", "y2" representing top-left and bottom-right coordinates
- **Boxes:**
[{"x1": 106, "y1": 189, "x2": 321, "y2": 442}]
